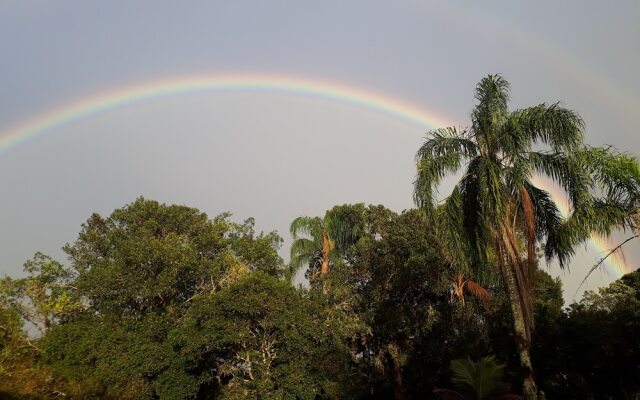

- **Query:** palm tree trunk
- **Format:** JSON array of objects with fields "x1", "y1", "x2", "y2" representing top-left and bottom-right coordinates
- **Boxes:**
[
  {"x1": 502, "y1": 259, "x2": 537, "y2": 400},
  {"x1": 320, "y1": 230, "x2": 330, "y2": 276}
]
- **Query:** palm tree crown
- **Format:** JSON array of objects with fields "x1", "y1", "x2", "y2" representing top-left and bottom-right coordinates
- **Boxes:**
[{"x1": 289, "y1": 207, "x2": 363, "y2": 282}]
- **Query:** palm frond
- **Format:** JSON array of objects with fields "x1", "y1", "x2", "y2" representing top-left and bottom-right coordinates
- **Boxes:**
[
  {"x1": 436, "y1": 188, "x2": 471, "y2": 268},
  {"x1": 289, "y1": 238, "x2": 319, "y2": 276},
  {"x1": 416, "y1": 127, "x2": 479, "y2": 159},
  {"x1": 527, "y1": 151, "x2": 592, "y2": 211},
  {"x1": 457, "y1": 161, "x2": 490, "y2": 267},
  {"x1": 574, "y1": 146, "x2": 640, "y2": 207},
  {"x1": 290, "y1": 216, "x2": 323, "y2": 240},
  {"x1": 472, "y1": 74, "x2": 510, "y2": 143},
  {"x1": 465, "y1": 280, "x2": 492, "y2": 302},
  {"x1": 414, "y1": 151, "x2": 466, "y2": 212},
  {"x1": 325, "y1": 205, "x2": 364, "y2": 248},
  {"x1": 523, "y1": 181, "x2": 562, "y2": 241},
  {"x1": 506, "y1": 103, "x2": 584, "y2": 151},
  {"x1": 450, "y1": 356, "x2": 509, "y2": 400}
]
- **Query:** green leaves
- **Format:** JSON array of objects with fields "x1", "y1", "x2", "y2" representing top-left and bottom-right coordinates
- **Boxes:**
[
  {"x1": 448, "y1": 356, "x2": 510, "y2": 400},
  {"x1": 64, "y1": 198, "x2": 285, "y2": 317},
  {"x1": 172, "y1": 273, "x2": 356, "y2": 399},
  {"x1": 504, "y1": 103, "x2": 584, "y2": 153}
]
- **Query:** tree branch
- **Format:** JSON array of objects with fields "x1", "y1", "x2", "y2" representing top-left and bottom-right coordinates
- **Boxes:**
[{"x1": 574, "y1": 234, "x2": 639, "y2": 300}]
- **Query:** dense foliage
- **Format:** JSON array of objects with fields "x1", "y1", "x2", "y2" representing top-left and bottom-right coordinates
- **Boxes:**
[
  {"x1": 1, "y1": 76, "x2": 639, "y2": 399},
  {"x1": 2, "y1": 198, "x2": 638, "y2": 399}
]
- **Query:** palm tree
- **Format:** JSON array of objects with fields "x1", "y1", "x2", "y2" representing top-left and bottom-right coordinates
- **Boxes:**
[
  {"x1": 289, "y1": 206, "x2": 363, "y2": 283},
  {"x1": 414, "y1": 75, "x2": 640, "y2": 399},
  {"x1": 289, "y1": 216, "x2": 334, "y2": 280}
]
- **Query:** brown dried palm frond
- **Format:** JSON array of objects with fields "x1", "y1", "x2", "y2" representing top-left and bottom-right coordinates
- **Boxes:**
[{"x1": 466, "y1": 279, "x2": 492, "y2": 302}]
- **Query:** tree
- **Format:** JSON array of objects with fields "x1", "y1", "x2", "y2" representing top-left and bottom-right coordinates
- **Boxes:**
[
  {"x1": 0, "y1": 291, "x2": 53, "y2": 398},
  {"x1": 344, "y1": 206, "x2": 470, "y2": 399},
  {"x1": 289, "y1": 204, "x2": 364, "y2": 283},
  {"x1": 41, "y1": 198, "x2": 288, "y2": 398},
  {"x1": 172, "y1": 272, "x2": 358, "y2": 399},
  {"x1": 1, "y1": 253, "x2": 80, "y2": 334},
  {"x1": 529, "y1": 270, "x2": 640, "y2": 399},
  {"x1": 414, "y1": 74, "x2": 640, "y2": 398}
]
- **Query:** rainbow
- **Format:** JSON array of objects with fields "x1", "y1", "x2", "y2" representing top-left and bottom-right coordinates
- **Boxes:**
[
  {"x1": 0, "y1": 73, "x2": 451, "y2": 154},
  {"x1": 0, "y1": 73, "x2": 630, "y2": 278}
]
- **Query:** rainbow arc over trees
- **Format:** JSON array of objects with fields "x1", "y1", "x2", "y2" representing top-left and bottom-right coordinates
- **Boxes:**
[
  {"x1": 0, "y1": 73, "x2": 630, "y2": 278},
  {"x1": 0, "y1": 74, "x2": 449, "y2": 153}
]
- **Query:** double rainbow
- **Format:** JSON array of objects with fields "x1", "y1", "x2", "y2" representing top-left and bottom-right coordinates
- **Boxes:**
[{"x1": 0, "y1": 73, "x2": 630, "y2": 277}]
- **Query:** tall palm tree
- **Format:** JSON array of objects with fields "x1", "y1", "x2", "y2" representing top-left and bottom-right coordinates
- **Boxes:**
[
  {"x1": 289, "y1": 207, "x2": 363, "y2": 283},
  {"x1": 414, "y1": 75, "x2": 640, "y2": 399},
  {"x1": 289, "y1": 216, "x2": 334, "y2": 280}
]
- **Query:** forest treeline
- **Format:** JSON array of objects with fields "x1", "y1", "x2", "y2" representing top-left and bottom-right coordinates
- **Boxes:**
[{"x1": 1, "y1": 75, "x2": 640, "y2": 399}]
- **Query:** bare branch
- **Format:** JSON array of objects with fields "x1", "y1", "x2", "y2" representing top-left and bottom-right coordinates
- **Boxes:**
[{"x1": 574, "y1": 234, "x2": 640, "y2": 300}]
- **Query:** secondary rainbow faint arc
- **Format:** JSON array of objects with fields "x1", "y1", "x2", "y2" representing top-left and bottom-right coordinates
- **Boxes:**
[
  {"x1": 0, "y1": 73, "x2": 630, "y2": 278},
  {"x1": 0, "y1": 74, "x2": 450, "y2": 154}
]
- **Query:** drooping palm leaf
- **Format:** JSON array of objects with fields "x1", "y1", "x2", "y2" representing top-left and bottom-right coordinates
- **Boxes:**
[{"x1": 465, "y1": 280, "x2": 492, "y2": 303}]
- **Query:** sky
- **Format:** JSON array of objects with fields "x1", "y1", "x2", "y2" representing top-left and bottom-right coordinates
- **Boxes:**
[{"x1": 0, "y1": 0, "x2": 638, "y2": 302}]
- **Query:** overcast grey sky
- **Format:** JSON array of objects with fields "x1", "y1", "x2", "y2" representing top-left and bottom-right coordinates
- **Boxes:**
[{"x1": 1, "y1": 0, "x2": 638, "y2": 301}]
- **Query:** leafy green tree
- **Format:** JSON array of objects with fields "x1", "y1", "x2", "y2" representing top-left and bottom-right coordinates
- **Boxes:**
[
  {"x1": 62, "y1": 198, "x2": 284, "y2": 317},
  {"x1": 42, "y1": 198, "x2": 288, "y2": 399},
  {"x1": 0, "y1": 297, "x2": 53, "y2": 398},
  {"x1": 1, "y1": 253, "x2": 80, "y2": 333},
  {"x1": 414, "y1": 74, "x2": 640, "y2": 398},
  {"x1": 529, "y1": 270, "x2": 640, "y2": 399},
  {"x1": 0, "y1": 253, "x2": 79, "y2": 398},
  {"x1": 172, "y1": 272, "x2": 358, "y2": 399},
  {"x1": 343, "y1": 206, "x2": 475, "y2": 399}
]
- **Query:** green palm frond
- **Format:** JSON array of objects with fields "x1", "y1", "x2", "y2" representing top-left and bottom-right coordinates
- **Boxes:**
[
  {"x1": 472, "y1": 76, "x2": 510, "y2": 156},
  {"x1": 436, "y1": 187, "x2": 471, "y2": 269},
  {"x1": 574, "y1": 146, "x2": 640, "y2": 206},
  {"x1": 289, "y1": 238, "x2": 319, "y2": 277},
  {"x1": 324, "y1": 204, "x2": 365, "y2": 247},
  {"x1": 504, "y1": 103, "x2": 584, "y2": 152},
  {"x1": 522, "y1": 181, "x2": 562, "y2": 242},
  {"x1": 414, "y1": 150, "x2": 467, "y2": 212},
  {"x1": 290, "y1": 216, "x2": 323, "y2": 240},
  {"x1": 527, "y1": 151, "x2": 592, "y2": 211},
  {"x1": 450, "y1": 356, "x2": 509, "y2": 400},
  {"x1": 416, "y1": 127, "x2": 479, "y2": 159}
]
